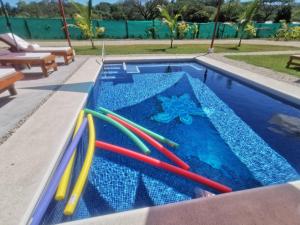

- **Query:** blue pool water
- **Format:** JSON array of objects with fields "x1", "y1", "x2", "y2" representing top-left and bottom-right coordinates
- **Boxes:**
[{"x1": 43, "y1": 61, "x2": 300, "y2": 224}]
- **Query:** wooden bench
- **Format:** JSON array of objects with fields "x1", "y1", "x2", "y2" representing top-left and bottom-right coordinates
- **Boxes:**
[
  {"x1": 286, "y1": 55, "x2": 300, "y2": 68},
  {"x1": 0, "y1": 69, "x2": 24, "y2": 96},
  {"x1": 0, "y1": 53, "x2": 57, "y2": 77}
]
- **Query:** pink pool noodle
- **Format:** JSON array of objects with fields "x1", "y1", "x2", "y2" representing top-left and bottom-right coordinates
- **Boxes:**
[
  {"x1": 95, "y1": 140, "x2": 232, "y2": 193},
  {"x1": 107, "y1": 114, "x2": 190, "y2": 170}
]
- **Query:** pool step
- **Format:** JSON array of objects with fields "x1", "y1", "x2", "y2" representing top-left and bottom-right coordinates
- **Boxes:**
[
  {"x1": 125, "y1": 64, "x2": 140, "y2": 74},
  {"x1": 102, "y1": 64, "x2": 126, "y2": 79},
  {"x1": 101, "y1": 63, "x2": 137, "y2": 84},
  {"x1": 104, "y1": 64, "x2": 123, "y2": 68},
  {"x1": 194, "y1": 187, "x2": 215, "y2": 198},
  {"x1": 102, "y1": 70, "x2": 119, "y2": 75}
]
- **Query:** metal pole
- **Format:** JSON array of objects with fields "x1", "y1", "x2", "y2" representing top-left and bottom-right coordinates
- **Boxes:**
[
  {"x1": 0, "y1": 0, "x2": 19, "y2": 50},
  {"x1": 208, "y1": 0, "x2": 222, "y2": 53},
  {"x1": 58, "y1": 0, "x2": 72, "y2": 48}
]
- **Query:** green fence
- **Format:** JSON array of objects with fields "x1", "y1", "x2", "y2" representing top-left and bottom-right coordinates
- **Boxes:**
[{"x1": 0, "y1": 17, "x2": 295, "y2": 40}]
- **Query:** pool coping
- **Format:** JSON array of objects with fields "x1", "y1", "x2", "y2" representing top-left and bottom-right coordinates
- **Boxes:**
[
  {"x1": 195, "y1": 56, "x2": 300, "y2": 107},
  {"x1": 0, "y1": 55, "x2": 299, "y2": 225},
  {"x1": 59, "y1": 181, "x2": 300, "y2": 225},
  {"x1": 0, "y1": 57, "x2": 102, "y2": 225}
]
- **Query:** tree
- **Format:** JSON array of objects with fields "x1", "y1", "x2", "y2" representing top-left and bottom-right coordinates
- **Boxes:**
[
  {"x1": 257, "y1": 0, "x2": 280, "y2": 21},
  {"x1": 177, "y1": 21, "x2": 190, "y2": 39},
  {"x1": 252, "y1": 0, "x2": 294, "y2": 22},
  {"x1": 132, "y1": 0, "x2": 168, "y2": 20},
  {"x1": 69, "y1": 0, "x2": 105, "y2": 48},
  {"x1": 219, "y1": 0, "x2": 242, "y2": 22},
  {"x1": 274, "y1": 5, "x2": 292, "y2": 22},
  {"x1": 275, "y1": 20, "x2": 300, "y2": 40},
  {"x1": 94, "y1": 2, "x2": 112, "y2": 19},
  {"x1": 237, "y1": 0, "x2": 261, "y2": 46},
  {"x1": 293, "y1": 6, "x2": 300, "y2": 22},
  {"x1": 176, "y1": 0, "x2": 215, "y2": 22},
  {"x1": 157, "y1": 5, "x2": 182, "y2": 48}
]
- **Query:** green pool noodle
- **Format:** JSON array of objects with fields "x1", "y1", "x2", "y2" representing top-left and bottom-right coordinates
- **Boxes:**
[
  {"x1": 84, "y1": 108, "x2": 151, "y2": 155},
  {"x1": 98, "y1": 107, "x2": 179, "y2": 148}
]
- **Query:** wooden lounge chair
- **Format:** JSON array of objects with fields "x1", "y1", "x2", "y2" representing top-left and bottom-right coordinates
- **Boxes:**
[
  {"x1": 0, "y1": 50, "x2": 57, "y2": 77},
  {"x1": 0, "y1": 68, "x2": 24, "y2": 96},
  {"x1": 286, "y1": 55, "x2": 300, "y2": 68},
  {"x1": 0, "y1": 33, "x2": 75, "y2": 65}
]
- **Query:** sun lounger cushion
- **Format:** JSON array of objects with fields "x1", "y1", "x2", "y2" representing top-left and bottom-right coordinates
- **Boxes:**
[
  {"x1": 27, "y1": 44, "x2": 40, "y2": 50},
  {"x1": 0, "y1": 51, "x2": 51, "y2": 60},
  {"x1": 0, "y1": 49, "x2": 11, "y2": 56},
  {"x1": 28, "y1": 46, "x2": 71, "y2": 53},
  {"x1": 0, "y1": 33, "x2": 71, "y2": 53},
  {"x1": 0, "y1": 68, "x2": 16, "y2": 80},
  {"x1": 0, "y1": 33, "x2": 30, "y2": 50}
]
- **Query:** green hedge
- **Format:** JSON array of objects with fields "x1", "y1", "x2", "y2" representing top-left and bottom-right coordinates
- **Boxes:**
[{"x1": 0, "y1": 17, "x2": 295, "y2": 40}]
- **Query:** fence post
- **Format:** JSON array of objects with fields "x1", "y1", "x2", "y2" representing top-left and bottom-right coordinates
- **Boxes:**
[
  {"x1": 24, "y1": 19, "x2": 32, "y2": 39},
  {"x1": 255, "y1": 23, "x2": 260, "y2": 38},
  {"x1": 125, "y1": 20, "x2": 129, "y2": 39},
  {"x1": 152, "y1": 19, "x2": 155, "y2": 39}
]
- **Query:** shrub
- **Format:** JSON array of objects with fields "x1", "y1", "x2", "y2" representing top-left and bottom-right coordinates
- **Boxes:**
[
  {"x1": 275, "y1": 21, "x2": 300, "y2": 40},
  {"x1": 177, "y1": 21, "x2": 190, "y2": 39}
]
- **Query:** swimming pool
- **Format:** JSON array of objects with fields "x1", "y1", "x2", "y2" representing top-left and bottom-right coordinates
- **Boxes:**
[{"x1": 42, "y1": 60, "x2": 300, "y2": 224}]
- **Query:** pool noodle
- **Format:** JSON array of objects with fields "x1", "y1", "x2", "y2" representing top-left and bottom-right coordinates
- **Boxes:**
[
  {"x1": 55, "y1": 110, "x2": 84, "y2": 200},
  {"x1": 98, "y1": 107, "x2": 179, "y2": 148},
  {"x1": 95, "y1": 140, "x2": 232, "y2": 193},
  {"x1": 64, "y1": 114, "x2": 96, "y2": 215},
  {"x1": 30, "y1": 119, "x2": 88, "y2": 225},
  {"x1": 84, "y1": 108, "x2": 151, "y2": 155},
  {"x1": 108, "y1": 114, "x2": 190, "y2": 170}
]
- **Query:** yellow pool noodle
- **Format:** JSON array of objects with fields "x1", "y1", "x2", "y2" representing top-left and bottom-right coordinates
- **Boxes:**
[
  {"x1": 55, "y1": 110, "x2": 85, "y2": 201},
  {"x1": 64, "y1": 114, "x2": 95, "y2": 215}
]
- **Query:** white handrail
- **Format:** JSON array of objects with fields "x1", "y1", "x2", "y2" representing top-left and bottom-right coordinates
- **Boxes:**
[{"x1": 101, "y1": 41, "x2": 105, "y2": 62}]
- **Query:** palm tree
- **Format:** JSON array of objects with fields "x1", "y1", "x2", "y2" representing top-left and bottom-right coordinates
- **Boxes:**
[
  {"x1": 236, "y1": 0, "x2": 261, "y2": 47},
  {"x1": 69, "y1": 0, "x2": 104, "y2": 48},
  {"x1": 157, "y1": 5, "x2": 181, "y2": 48}
]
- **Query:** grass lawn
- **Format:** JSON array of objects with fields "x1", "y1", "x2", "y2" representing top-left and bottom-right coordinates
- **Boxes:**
[
  {"x1": 226, "y1": 55, "x2": 300, "y2": 77},
  {"x1": 74, "y1": 44, "x2": 299, "y2": 55}
]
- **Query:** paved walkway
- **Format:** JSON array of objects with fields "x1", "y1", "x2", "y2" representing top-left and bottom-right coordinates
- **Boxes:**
[
  {"x1": 206, "y1": 50, "x2": 300, "y2": 87},
  {"x1": 0, "y1": 56, "x2": 88, "y2": 145},
  {"x1": 222, "y1": 50, "x2": 300, "y2": 56},
  {"x1": 1, "y1": 39, "x2": 300, "y2": 47}
]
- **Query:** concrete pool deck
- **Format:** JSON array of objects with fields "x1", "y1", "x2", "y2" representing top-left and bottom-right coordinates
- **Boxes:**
[
  {"x1": 0, "y1": 57, "x2": 101, "y2": 225},
  {"x1": 1, "y1": 39, "x2": 299, "y2": 48},
  {"x1": 61, "y1": 181, "x2": 300, "y2": 225},
  {"x1": 0, "y1": 55, "x2": 299, "y2": 225},
  {"x1": 0, "y1": 56, "x2": 88, "y2": 144}
]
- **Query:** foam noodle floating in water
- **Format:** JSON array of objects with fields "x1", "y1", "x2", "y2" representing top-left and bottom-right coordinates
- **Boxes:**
[
  {"x1": 98, "y1": 107, "x2": 179, "y2": 148},
  {"x1": 64, "y1": 114, "x2": 96, "y2": 216},
  {"x1": 55, "y1": 110, "x2": 85, "y2": 201},
  {"x1": 95, "y1": 140, "x2": 232, "y2": 193},
  {"x1": 84, "y1": 108, "x2": 151, "y2": 154},
  {"x1": 30, "y1": 118, "x2": 88, "y2": 225},
  {"x1": 107, "y1": 114, "x2": 190, "y2": 170}
]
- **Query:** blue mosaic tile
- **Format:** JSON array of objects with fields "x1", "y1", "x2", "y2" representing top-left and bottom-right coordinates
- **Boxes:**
[
  {"x1": 96, "y1": 72, "x2": 184, "y2": 111},
  {"x1": 187, "y1": 74, "x2": 299, "y2": 185}
]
